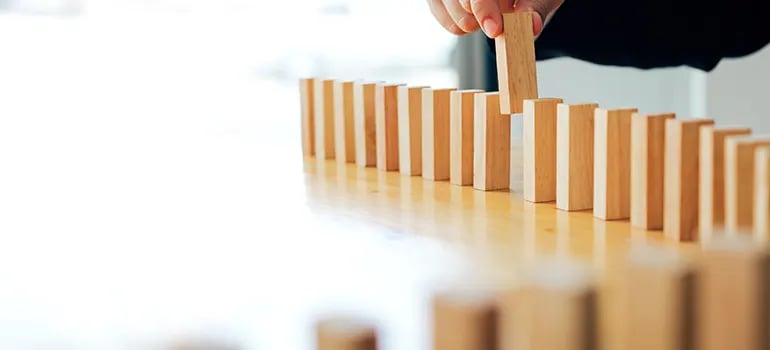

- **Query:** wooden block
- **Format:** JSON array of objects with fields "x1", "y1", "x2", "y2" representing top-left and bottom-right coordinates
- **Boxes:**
[
  {"x1": 375, "y1": 83, "x2": 401, "y2": 172},
  {"x1": 724, "y1": 136, "x2": 770, "y2": 233},
  {"x1": 497, "y1": 288, "x2": 530, "y2": 350},
  {"x1": 755, "y1": 147, "x2": 770, "y2": 241},
  {"x1": 593, "y1": 108, "x2": 637, "y2": 220},
  {"x1": 299, "y1": 78, "x2": 315, "y2": 157},
  {"x1": 624, "y1": 245, "x2": 695, "y2": 350},
  {"x1": 699, "y1": 126, "x2": 752, "y2": 240},
  {"x1": 494, "y1": 12, "x2": 538, "y2": 114},
  {"x1": 354, "y1": 81, "x2": 377, "y2": 168},
  {"x1": 630, "y1": 113, "x2": 676, "y2": 229},
  {"x1": 397, "y1": 86, "x2": 428, "y2": 176},
  {"x1": 556, "y1": 103, "x2": 598, "y2": 211},
  {"x1": 316, "y1": 317, "x2": 378, "y2": 350},
  {"x1": 474, "y1": 92, "x2": 511, "y2": 191},
  {"x1": 314, "y1": 79, "x2": 336, "y2": 159},
  {"x1": 522, "y1": 98, "x2": 564, "y2": 203},
  {"x1": 450, "y1": 90, "x2": 483, "y2": 186},
  {"x1": 663, "y1": 118, "x2": 714, "y2": 242},
  {"x1": 334, "y1": 80, "x2": 356, "y2": 165},
  {"x1": 423, "y1": 88, "x2": 457, "y2": 181},
  {"x1": 433, "y1": 290, "x2": 497, "y2": 350},
  {"x1": 697, "y1": 236, "x2": 770, "y2": 350}
]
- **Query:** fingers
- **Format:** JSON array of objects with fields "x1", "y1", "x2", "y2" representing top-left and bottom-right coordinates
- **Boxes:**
[
  {"x1": 427, "y1": 0, "x2": 465, "y2": 35},
  {"x1": 469, "y1": 0, "x2": 503, "y2": 38},
  {"x1": 442, "y1": 0, "x2": 480, "y2": 33},
  {"x1": 513, "y1": 0, "x2": 564, "y2": 36}
]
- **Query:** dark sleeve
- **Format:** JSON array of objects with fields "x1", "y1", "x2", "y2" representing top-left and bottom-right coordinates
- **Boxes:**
[{"x1": 498, "y1": 0, "x2": 770, "y2": 71}]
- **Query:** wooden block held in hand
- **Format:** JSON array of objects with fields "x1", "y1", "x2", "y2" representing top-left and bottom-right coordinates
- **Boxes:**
[
  {"x1": 594, "y1": 108, "x2": 637, "y2": 220},
  {"x1": 354, "y1": 81, "x2": 378, "y2": 168},
  {"x1": 724, "y1": 136, "x2": 770, "y2": 233},
  {"x1": 474, "y1": 92, "x2": 511, "y2": 191},
  {"x1": 433, "y1": 290, "x2": 498, "y2": 350},
  {"x1": 314, "y1": 79, "x2": 336, "y2": 159},
  {"x1": 450, "y1": 90, "x2": 483, "y2": 186},
  {"x1": 698, "y1": 126, "x2": 752, "y2": 240},
  {"x1": 375, "y1": 83, "x2": 401, "y2": 171},
  {"x1": 630, "y1": 113, "x2": 676, "y2": 229},
  {"x1": 523, "y1": 98, "x2": 564, "y2": 203},
  {"x1": 423, "y1": 88, "x2": 457, "y2": 181},
  {"x1": 398, "y1": 86, "x2": 429, "y2": 176},
  {"x1": 334, "y1": 80, "x2": 356, "y2": 164},
  {"x1": 316, "y1": 317, "x2": 378, "y2": 350},
  {"x1": 755, "y1": 147, "x2": 770, "y2": 241},
  {"x1": 299, "y1": 78, "x2": 315, "y2": 157},
  {"x1": 495, "y1": 12, "x2": 538, "y2": 114},
  {"x1": 697, "y1": 236, "x2": 770, "y2": 350},
  {"x1": 556, "y1": 103, "x2": 598, "y2": 211},
  {"x1": 664, "y1": 118, "x2": 714, "y2": 242}
]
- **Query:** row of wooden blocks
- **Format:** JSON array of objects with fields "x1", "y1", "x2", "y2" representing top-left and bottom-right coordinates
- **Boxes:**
[{"x1": 315, "y1": 236, "x2": 770, "y2": 350}]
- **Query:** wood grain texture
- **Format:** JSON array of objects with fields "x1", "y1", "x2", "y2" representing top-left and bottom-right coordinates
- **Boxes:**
[
  {"x1": 423, "y1": 88, "x2": 457, "y2": 181},
  {"x1": 523, "y1": 98, "x2": 563, "y2": 203},
  {"x1": 474, "y1": 92, "x2": 511, "y2": 191},
  {"x1": 334, "y1": 81, "x2": 356, "y2": 164},
  {"x1": 314, "y1": 79, "x2": 336, "y2": 159},
  {"x1": 375, "y1": 84, "x2": 401, "y2": 172},
  {"x1": 397, "y1": 86, "x2": 428, "y2": 176},
  {"x1": 556, "y1": 103, "x2": 598, "y2": 211},
  {"x1": 354, "y1": 81, "x2": 377, "y2": 168},
  {"x1": 724, "y1": 136, "x2": 770, "y2": 233},
  {"x1": 433, "y1": 291, "x2": 497, "y2": 350},
  {"x1": 755, "y1": 147, "x2": 770, "y2": 242},
  {"x1": 593, "y1": 108, "x2": 637, "y2": 220},
  {"x1": 299, "y1": 78, "x2": 315, "y2": 157},
  {"x1": 494, "y1": 12, "x2": 538, "y2": 115},
  {"x1": 450, "y1": 90, "x2": 483, "y2": 186},
  {"x1": 698, "y1": 126, "x2": 752, "y2": 241},
  {"x1": 663, "y1": 118, "x2": 714, "y2": 242},
  {"x1": 630, "y1": 113, "x2": 675, "y2": 230},
  {"x1": 316, "y1": 317, "x2": 378, "y2": 350}
]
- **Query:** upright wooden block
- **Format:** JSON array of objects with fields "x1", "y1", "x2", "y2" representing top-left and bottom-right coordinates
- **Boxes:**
[
  {"x1": 699, "y1": 126, "x2": 752, "y2": 240},
  {"x1": 725, "y1": 136, "x2": 770, "y2": 233},
  {"x1": 450, "y1": 90, "x2": 483, "y2": 186},
  {"x1": 594, "y1": 108, "x2": 637, "y2": 220},
  {"x1": 474, "y1": 92, "x2": 511, "y2": 191},
  {"x1": 664, "y1": 118, "x2": 714, "y2": 242},
  {"x1": 316, "y1": 317, "x2": 378, "y2": 350},
  {"x1": 697, "y1": 236, "x2": 770, "y2": 350},
  {"x1": 375, "y1": 84, "x2": 401, "y2": 172},
  {"x1": 299, "y1": 78, "x2": 315, "y2": 157},
  {"x1": 354, "y1": 81, "x2": 377, "y2": 168},
  {"x1": 624, "y1": 245, "x2": 695, "y2": 350},
  {"x1": 334, "y1": 80, "x2": 356, "y2": 164},
  {"x1": 423, "y1": 88, "x2": 457, "y2": 181},
  {"x1": 522, "y1": 98, "x2": 563, "y2": 203},
  {"x1": 494, "y1": 12, "x2": 538, "y2": 114},
  {"x1": 755, "y1": 147, "x2": 770, "y2": 241},
  {"x1": 556, "y1": 103, "x2": 598, "y2": 211},
  {"x1": 433, "y1": 291, "x2": 497, "y2": 350},
  {"x1": 314, "y1": 79, "x2": 336, "y2": 159},
  {"x1": 397, "y1": 86, "x2": 428, "y2": 176},
  {"x1": 630, "y1": 113, "x2": 676, "y2": 229}
]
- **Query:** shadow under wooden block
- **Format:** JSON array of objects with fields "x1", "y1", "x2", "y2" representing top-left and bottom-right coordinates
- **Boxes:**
[
  {"x1": 423, "y1": 88, "x2": 457, "y2": 181},
  {"x1": 494, "y1": 12, "x2": 538, "y2": 114},
  {"x1": 510, "y1": 114, "x2": 523, "y2": 194},
  {"x1": 697, "y1": 236, "x2": 770, "y2": 350},
  {"x1": 314, "y1": 79, "x2": 336, "y2": 159},
  {"x1": 594, "y1": 108, "x2": 637, "y2": 220},
  {"x1": 631, "y1": 113, "x2": 675, "y2": 230},
  {"x1": 375, "y1": 83, "x2": 401, "y2": 172},
  {"x1": 334, "y1": 80, "x2": 356, "y2": 165},
  {"x1": 450, "y1": 90, "x2": 483, "y2": 186},
  {"x1": 354, "y1": 81, "x2": 378, "y2": 168},
  {"x1": 556, "y1": 103, "x2": 598, "y2": 211},
  {"x1": 299, "y1": 78, "x2": 315, "y2": 157},
  {"x1": 522, "y1": 98, "x2": 563, "y2": 203},
  {"x1": 725, "y1": 135, "x2": 770, "y2": 233},
  {"x1": 433, "y1": 290, "x2": 497, "y2": 350},
  {"x1": 316, "y1": 317, "x2": 378, "y2": 350},
  {"x1": 397, "y1": 86, "x2": 429, "y2": 176},
  {"x1": 663, "y1": 118, "x2": 714, "y2": 242},
  {"x1": 755, "y1": 147, "x2": 770, "y2": 242},
  {"x1": 699, "y1": 126, "x2": 752, "y2": 241},
  {"x1": 474, "y1": 92, "x2": 511, "y2": 191}
]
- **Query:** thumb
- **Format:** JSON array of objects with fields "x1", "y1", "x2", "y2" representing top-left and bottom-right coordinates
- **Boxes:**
[{"x1": 512, "y1": 0, "x2": 563, "y2": 36}]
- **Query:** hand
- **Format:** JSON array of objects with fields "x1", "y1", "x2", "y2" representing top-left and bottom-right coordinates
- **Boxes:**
[{"x1": 427, "y1": 0, "x2": 564, "y2": 38}]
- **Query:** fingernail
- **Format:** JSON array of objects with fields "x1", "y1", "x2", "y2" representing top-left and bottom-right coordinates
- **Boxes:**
[{"x1": 482, "y1": 17, "x2": 500, "y2": 38}]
